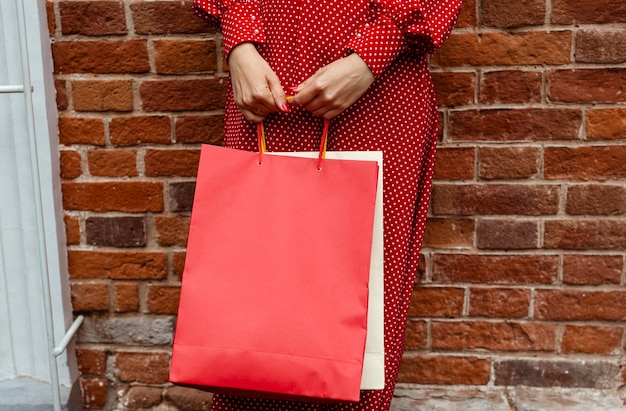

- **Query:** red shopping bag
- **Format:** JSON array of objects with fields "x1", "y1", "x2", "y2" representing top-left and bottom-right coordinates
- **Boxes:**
[{"x1": 170, "y1": 121, "x2": 379, "y2": 402}]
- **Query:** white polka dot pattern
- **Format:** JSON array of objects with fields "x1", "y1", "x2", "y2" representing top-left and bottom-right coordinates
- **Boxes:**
[{"x1": 192, "y1": 1, "x2": 462, "y2": 410}]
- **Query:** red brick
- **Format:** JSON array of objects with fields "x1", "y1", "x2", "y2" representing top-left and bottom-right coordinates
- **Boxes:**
[
  {"x1": 144, "y1": 149, "x2": 200, "y2": 177},
  {"x1": 110, "y1": 116, "x2": 172, "y2": 146},
  {"x1": 544, "y1": 219, "x2": 626, "y2": 250},
  {"x1": 165, "y1": 386, "x2": 213, "y2": 411},
  {"x1": 562, "y1": 325, "x2": 623, "y2": 355},
  {"x1": 80, "y1": 377, "x2": 108, "y2": 409},
  {"x1": 433, "y1": 254, "x2": 558, "y2": 284},
  {"x1": 60, "y1": 150, "x2": 82, "y2": 179},
  {"x1": 495, "y1": 359, "x2": 621, "y2": 389},
  {"x1": 562, "y1": 255, "x2": 623, "y2": 286},
  {"x1": 454, "y1": 0, "x2": 476, "y2": 28},
  {"x1": 586, "y1": 108, "x2": 626, "y2": 140},
  {"x1": 88, "y1": 150, "x2": 137, "y2": 177},
  {"x1": 398, "y1": 355, "x2": 491, "y2": 385},
  {"x1": 477, "y1": 219, "x2": 538, "y2": 249},
  {"x1": 76, "y1": 348, "x2": 107, "y2": 375},
  {"x1": 176, "y1": 115, "x2": 224, "y2": 144},
  {"x1": 169, "y1": 181, "x2": 196, "y2": 212},
  {"x1": 566, "y1": 184, "x2": 626, "y2": 215},
  {"x1": 576, "y1": 30, "x2": 626, "y2": 64},
  {"x1": 131, "y1": 0, "x2": 214, "y2": 35},
  {"x1": 431, "y1": 72, "x2": 475, "y2": 107},
  {"x1": 46, "y1": 0, "x2": 55, "y2": 36},
  {"x1": 73, "y1": 80, "x2": 134, "y2": 112},
  {"x1": 68, "y1": 250, "x2": 167, "y2": 280},
  {"x1": 549, "y1": 69, "x2": 626, "y2": 103},
  {"x1": 448, "y1": 109, "x2": 582, "y2": 142},
  {"x1": 404, "y1": 320, "x2": 428, "y2": 350},
  {"x1": 140, "y1": 79, "x2": 226, "y2": 112},
  {"x1": 147, "y1": 284, "x2": 181, "y2": 314},
  {"x1": 433, "y1": 147, "x2": 475, "y2": 180},
  {"x1": 58, "y1": 117, "x2": 105, "y2": 146},
  {"x1": 154, "y1": 215, "x2": 190, "y2": 247},
  {"x1": 62, "y1": 181, "x2": 163, "y2": 212},
  {"x1": 59, "y1": 0, "x2": 126, "y2": 35},
  {"x1": 479, "y1": 147, "x2": 540, "y2": 180},
  {"x1": 408, "y1": 286, "x2": 465, "y2": 318},
  {"x1": 469, "y1": 288, "x2": 530, "y2": 318},
  {"x1": 431, "y1": 184, "x2": 560, "y2": 216},
  {"x1": 480, "y1": 70, "x2": 542, "y2": 104},
  {"x1": 116, "y1": 351, "x2": 170, "y2": 384},
  {"x1": 423, "y1": 217, "x2": 474, "y2": 248},
  {"x1": 121, "y1": 386, "x2": 163, "y2": 409},
  {"x1": 535, "y1": 290, "x2": 626, "y2": 321},
  {"x1": 55, "y1": 79, "x2": 68, "y2": 111},
  {"x1": 70, "y1": 281, "x2": 109, "y2": 312},
  {"x1": 482, "y1": 0, "x2": 546, "y2": 27},
  {"x1": 154, "y1": 39, "x2": 218, "y2": 74},
  {"x1": 86, "y1": 216, "x2": 146, "y2": 247},
  {"x1": 64, "y1": 215, "x2": 81, "y2": 245},
  {"x1": 432, "y1": 321, "x2": 555, "y2": 351},
  {"x1": 545, "y1": 146, "x2": 626, "y2": 180},
  {"x1": 53, "y1": 40, "x2": 149, "y2": 74},
  {"x1": 478, "y1": 147, "x2": 540, "y2": 180},
  {"x1": 432, "y1": 32, "x2": 572, "y2": 67},
  {"x1": 114, "y1": 282, "x2": 140, "y2": 313},
  {"x1": 551, "y1": 0, "x2": 626, "y2": 24},
  {"x1": 172, "y1": 251, "x2": 187, "y2": 280}
]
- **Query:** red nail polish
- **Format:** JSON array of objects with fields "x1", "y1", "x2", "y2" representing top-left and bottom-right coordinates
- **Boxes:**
[{"x1": 281, "y1": 103, "x2": 290, "y2": 112}]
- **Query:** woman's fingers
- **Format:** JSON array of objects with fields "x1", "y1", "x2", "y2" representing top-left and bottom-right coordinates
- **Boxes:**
[{"x1": 289, "y1": 53, "x2": 375, "y2": 119}]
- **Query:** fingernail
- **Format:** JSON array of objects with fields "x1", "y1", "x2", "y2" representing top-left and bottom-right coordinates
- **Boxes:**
[
  {"x1": 286, "y1": 86, "x2": 300, "y2": 92},
  {"x1": 281, "y1": 103, "x2": 290, "y2": 112}
]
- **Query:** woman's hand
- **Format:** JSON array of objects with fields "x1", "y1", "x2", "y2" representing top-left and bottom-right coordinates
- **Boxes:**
[
  {"x1": 228, "y1": 43, "x2": 289, "y2": 122},
  {"x1": 288, "y1": 53, "x2": 375, "y2": 119}
]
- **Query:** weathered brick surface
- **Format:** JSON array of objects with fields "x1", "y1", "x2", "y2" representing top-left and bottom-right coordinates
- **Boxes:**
[
  {"x1": 115, "y1": 351, "x2": 170, "y2": 384},
  {"x1": 448, "y1": 109, "x2": 581, "y2": 142},
  {"x1": 110, "y1": 116, "x2": 172, "y2": 146},
  {"x1": 468, "y1": 288, "x2": 531, "y2": 318},
  {"x1": 562, "y1": 255, "x2": 623, "y2": 285},
  {"x1": 408, "y1": 287, "x2": 465, "y2": 318},
  {"x1": 494, "y1": 359, "x2": 621, "y2": 389},
  {"x1": 59, "y1": 1, "x2": 127, "y2": 35},
  {"x1": 53, "y1": 40, "x2": 149, "y2": 74},
  {"x1": 476, "y1": 219, "x2": 538, "y2": 249},
  {"x1": 80, "y1": 377, "x2": 109, "y2": 409},
  {"x1": 432, "y1": 254, "x2": 558, "y2": 284},
  {"x1": 432, "y1": 321, "x2": 555, "y2": 351},
  {"x1": 85, "y1": 216, "x2": 146, "y2": 247},
  {"x1": 114, "y1": 282, "x2": 140, "y2": 313},
  {"x1": 49, "y1": 0, "x2": 626, "y2": 406},
  {"x1": 479, "y1": 147, "x2": 540, "y2": 180},
  {"x1": 398, "y1": 355, "x2": 491, "y2": 385},
  {"x1": 71, "y1": 281, "x2": 109, "y2": 312},
  {"x1": 87, "y1": 149, "x2": 138, "y2": 177},
  {"x1": 58, "y1": 117, "x2": 105, "y2": 146},
  {"x1": 72, "y1": 79, "x2": 134, "y2": 112}
]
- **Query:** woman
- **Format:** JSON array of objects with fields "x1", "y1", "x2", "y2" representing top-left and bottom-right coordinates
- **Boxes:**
[{"x1": 193, "y1": 1, "x2": 462, "y2": 410}]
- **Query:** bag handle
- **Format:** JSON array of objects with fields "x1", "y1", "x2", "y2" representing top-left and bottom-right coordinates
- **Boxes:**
[{"x1": 257, "y1": 119, "x2": 330, "y2": 171}]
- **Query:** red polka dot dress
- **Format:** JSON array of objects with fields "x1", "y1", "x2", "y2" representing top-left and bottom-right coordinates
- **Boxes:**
[{"x1": 192, "y1": 1, "x2": 462, "y2": 410}]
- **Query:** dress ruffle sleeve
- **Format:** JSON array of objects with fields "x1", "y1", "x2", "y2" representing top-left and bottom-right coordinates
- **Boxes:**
[
  {"x1": 346, "y1": 0, "x2": 463, "y2": 77},
  {"x1": 193, "y1": 0, "x2": 265, "y2": 58}
]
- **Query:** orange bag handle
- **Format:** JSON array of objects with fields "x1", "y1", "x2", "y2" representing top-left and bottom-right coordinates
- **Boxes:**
[{"x1": 257, "y1": 119, "x2": 330, "y2": 171}]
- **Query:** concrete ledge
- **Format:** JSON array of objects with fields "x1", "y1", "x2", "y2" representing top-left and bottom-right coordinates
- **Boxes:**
[
  {"x1": 0, "y1": 378, "x2": 81, "y2": 411},
  {"x1": 391, "y1": 385, "x2": 626, "y2": 411}
]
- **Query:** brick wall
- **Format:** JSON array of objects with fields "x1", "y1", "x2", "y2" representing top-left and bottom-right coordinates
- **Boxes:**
[{"x1": 47, "y1": 0, "x2": 626, "y2": 409}]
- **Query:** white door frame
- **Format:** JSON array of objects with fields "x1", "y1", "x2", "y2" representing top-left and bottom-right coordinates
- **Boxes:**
[{"x1": 0, "y1": 0, "x2": 78, "y2": 408}]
